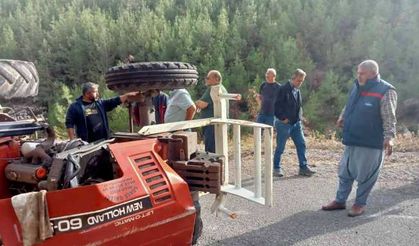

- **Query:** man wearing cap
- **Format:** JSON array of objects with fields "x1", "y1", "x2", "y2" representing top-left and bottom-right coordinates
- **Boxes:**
[{"x1": 65, "y1": 82, "x2": 138, "y2": 143}]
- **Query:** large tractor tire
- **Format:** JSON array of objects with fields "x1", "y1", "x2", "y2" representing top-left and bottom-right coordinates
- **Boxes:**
[
  {"x1": 0, "y1": 60, "x2": 39, "y2": 99},
  {"x1": 105, "y1": 61, "x2": 199, "y2": 94}
]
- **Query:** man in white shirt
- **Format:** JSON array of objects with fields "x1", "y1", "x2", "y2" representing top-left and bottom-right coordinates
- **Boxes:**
[
  {"x1": 164, "y1": 88, "x2": 201, "y2": 244},
  {"x1": 164, "y1": 89, "x2": 196, "y2": 123}
]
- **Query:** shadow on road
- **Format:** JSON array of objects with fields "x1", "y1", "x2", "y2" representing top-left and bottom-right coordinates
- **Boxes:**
[{"x1": 212, "y1": 180, "x2": 419, "y2": 246}]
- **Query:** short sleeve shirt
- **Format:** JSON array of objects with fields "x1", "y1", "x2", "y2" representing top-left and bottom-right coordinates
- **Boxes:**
[
  {"x1": 164, "y1": 89, "x2": 194, "y2": 123},
  {"x1": 199, "y1": 84, "x2": 227, "y2": 118}
]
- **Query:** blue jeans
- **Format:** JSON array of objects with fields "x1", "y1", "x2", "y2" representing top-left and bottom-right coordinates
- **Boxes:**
[
  {"x1": 203, "y1": 125, "x2": 215, "y2": 153},
  {"x1": 273, "y1": 120, "x2": 308, "y2": 170},
  {"x1": 256, "y1": 114, "x2": 275, "y2": 126}
]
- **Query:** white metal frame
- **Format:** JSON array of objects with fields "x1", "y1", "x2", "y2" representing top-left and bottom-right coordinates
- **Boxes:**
[{"x1": 138, "y1": 85, "x2": 273, "y2": 216}]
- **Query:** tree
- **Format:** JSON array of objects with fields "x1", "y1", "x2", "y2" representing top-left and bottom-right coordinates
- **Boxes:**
[
  {"x1": 1, "y1": 0, "x2": 418, "y2": 134},
  {"x1": 0, "y1": 25, "x2": 17, "y2": 58},
  {"x1": 304, "y1": 71, "x2": 348, "y2": 132}
]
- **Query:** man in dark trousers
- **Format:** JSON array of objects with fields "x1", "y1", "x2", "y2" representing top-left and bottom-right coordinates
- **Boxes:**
[
  {"x1": 256, "y1": 68, "x2": 281, "y2": 126},
  {"x1": 195, "y1": 70, "x2": 227, "y2": 153},
  {"x1": 152, "y1": 91, "x2": 169, "y2": 124},
  {"x1": 322, "y1": 60, "x2": 397, "y2": 217},
  {"x1": 65, "y1": 82, "x2": 138, "y2": 143},
  {"x1": 273, "y1": 69, "x2": 316, "y2": 177}
]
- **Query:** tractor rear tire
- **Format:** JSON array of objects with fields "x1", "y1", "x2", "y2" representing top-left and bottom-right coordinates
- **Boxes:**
[
  {"x1": 0, "y1": 60, "x2": 39, "y2": 99},
  {"x1": 105, "y1": 61, "x2": 199, "y2": 94}
]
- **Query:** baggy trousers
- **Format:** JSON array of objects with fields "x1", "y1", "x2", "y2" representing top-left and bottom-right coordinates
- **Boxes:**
[{"x1": 335, "y1": 145, "x2": 384, "y2": 206}]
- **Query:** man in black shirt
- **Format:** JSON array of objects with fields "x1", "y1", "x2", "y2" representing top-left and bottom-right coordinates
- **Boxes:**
[
  {"x1": 256, "y1": 68, "x2": 281, "y2": 126},
  {"x1": 66, "y1": 82, "x2": 138, "y2": 142},
  {"x1": 82, "y1": 100, "x2": 109, "y2": 142}
]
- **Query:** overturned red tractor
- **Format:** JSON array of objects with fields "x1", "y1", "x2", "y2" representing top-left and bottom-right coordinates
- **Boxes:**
[{"x1": 0, "y1": 60, "x2": 273, "y2": 246}]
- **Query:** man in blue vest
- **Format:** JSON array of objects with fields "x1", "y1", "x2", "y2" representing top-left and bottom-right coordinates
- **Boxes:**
[
  {"x1": 322, "y1": 60, "x2": 397, "y2": 217},
  {"x1": 65, "y1": 82, "x2": 139, "y2": 143}
]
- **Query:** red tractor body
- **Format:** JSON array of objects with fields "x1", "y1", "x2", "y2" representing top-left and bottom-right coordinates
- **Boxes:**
[{"x1": 0, "y1": 136, "x2": 196, "y2": 245}]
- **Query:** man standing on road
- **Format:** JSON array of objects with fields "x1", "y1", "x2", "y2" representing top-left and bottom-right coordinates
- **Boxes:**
[
  {"x1": 256, "y1": 68, "x2": 281, "y2": 126},
  {"x1": 65, "y1": 82, "x2": 138, "y2": 143},
  {"x1": 322, "y1": 60, "x2": 397, "y2": 217},
  {"x1": 273, "y1": 69, "x2": 315, "y2": 177}
]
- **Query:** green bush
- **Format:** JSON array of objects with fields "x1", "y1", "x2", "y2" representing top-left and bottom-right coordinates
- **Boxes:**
[
  {"x1": 2, "y1": 0, "x2": 417, "y2": 135},
  {"x1": 47, "y1": 83, "x2": 77, "y2": 138},
  {"x1": 304, "y1": 71, "x2": 348, "y2": 132}
]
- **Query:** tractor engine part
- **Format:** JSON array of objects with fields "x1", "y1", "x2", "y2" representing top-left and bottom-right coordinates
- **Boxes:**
[
  {"x1": 171, "y1": 131, "x2": 198, "y2": 161},
  {"x1": 5, "y1": 162, "x2": 47, "y2": 184},
  {"x1": 0, "y1": 137, "x2": 20, "y2": 198},
  {"x1": 157, "y1": 131, "x2": 198, "y2": 163},
  {"x1": 21, "y1": 142, "x2": 38, "y2": 157},
  {"x1": 172, "y1": 152, "x2": 224, "y2": 194},
  {"x1": 133, "y1": 96, "x2": 155, "y2": 127}
]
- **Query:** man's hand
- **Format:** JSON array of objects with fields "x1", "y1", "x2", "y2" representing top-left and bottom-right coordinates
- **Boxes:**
[
  {"x1": 185, "y1": 104, "x2": 197, "y2": 120},
  {"x1": 256, "y1": 94, "x2": 261, "y2": 104},
  {"x1": 235, "y1": 94, "x2": 242, "y2": 101},
  {"x1": 384, "y1": 138, "x2": 394, "y2": 156},
  {"x1": 336, "y1": 117, "x2": 344, "y2": 128},
  {"x1": 121, "y1": 91, "x2": 141, "y2": 103},
  {"x1": 195, "y1": 100, "x2": 209, "y2": 110}
]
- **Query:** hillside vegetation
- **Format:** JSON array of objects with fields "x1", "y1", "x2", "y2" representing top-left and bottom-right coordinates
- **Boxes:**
[{"x1": 1, "y1": 0, "x2": 418, "y2": 134}]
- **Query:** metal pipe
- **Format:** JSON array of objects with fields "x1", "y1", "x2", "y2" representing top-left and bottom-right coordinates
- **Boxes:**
[
  {"x1": 217, "y1": 205, "x2": 238, "y2": 219},
  {"x1": 138, "y1": 99, "x2": 151, "y2": 127},
  {"x1": 264, "y1": 127, "x2": 273, "y2": 206},
  {"x1": 128, "y1": 103, "x2": 134, "y2": 133},
  {"x1": 233, "y1": 124, "x2": 241, "y2": 189},
  {"x1": 210, "y1": 193, "x2": 237, "y2": 219},
  {"x1": 254, "y1": 127, "x2": 262, "y2": 198},
  {"x1": 219, "y1": 93, "x2": 241, "y2": 101}
]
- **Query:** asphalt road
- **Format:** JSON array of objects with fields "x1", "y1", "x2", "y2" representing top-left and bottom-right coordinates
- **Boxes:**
[{"x1": 197, "y1": 152, "x2": 419, "y2": 246}]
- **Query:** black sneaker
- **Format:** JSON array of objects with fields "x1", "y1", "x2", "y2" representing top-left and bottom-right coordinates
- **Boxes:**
[
  {"x1": 298, "y1": 167, "x2": 316, "y2": 177},
  {"x1": 273, "y1": 169, "x2": 284, "y2": 177}
]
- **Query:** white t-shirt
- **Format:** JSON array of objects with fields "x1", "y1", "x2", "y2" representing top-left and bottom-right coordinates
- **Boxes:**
[{"x1": 164, "y1": 89, "x2": 194, "y2": 123}]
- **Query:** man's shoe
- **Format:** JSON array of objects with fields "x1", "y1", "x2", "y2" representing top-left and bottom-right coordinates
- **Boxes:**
[
  {"x1": 348, "y1": 205, "x2": 365, "y2": 217},
  {"x1": 298, "y1": 167, "x2": 316, "y2": 177},
  {"x1": 273, "y1": 169, "x2": 284, "y2": 177},
  {"x1": 321, "y1": 200, "x2": 346, "y2": 211}
]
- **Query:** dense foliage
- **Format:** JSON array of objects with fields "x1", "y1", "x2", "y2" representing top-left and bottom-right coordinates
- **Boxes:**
[{"x1": 1, "y1": 0, "x2": 418, "y2": 133}]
